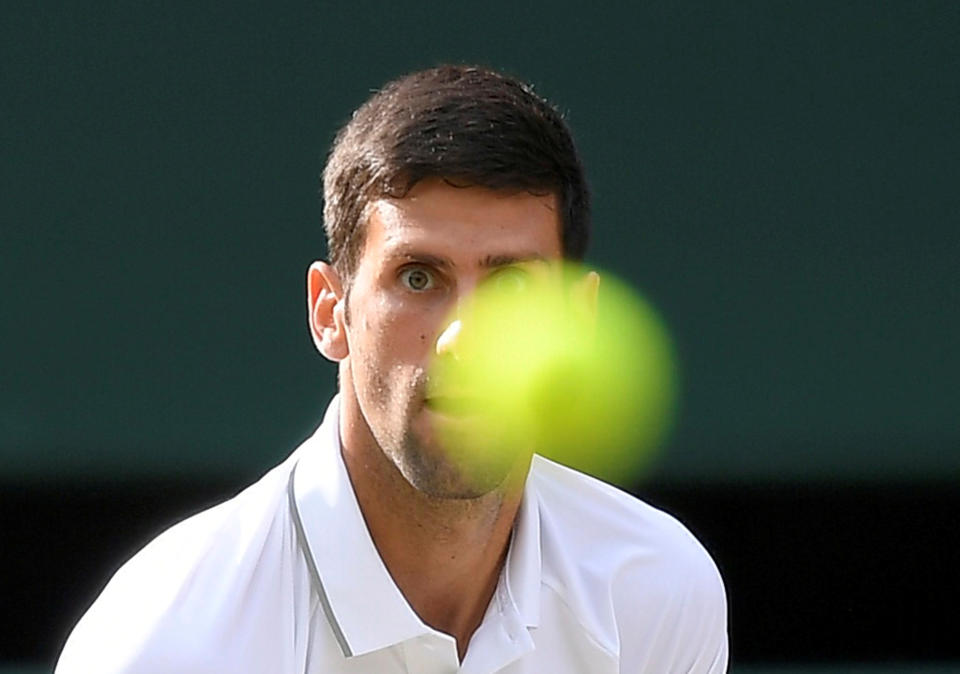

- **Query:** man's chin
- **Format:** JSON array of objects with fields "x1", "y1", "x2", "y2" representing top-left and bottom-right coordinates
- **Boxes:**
[
  {"x1": 400, "y1": 451, "x2": 509, "y2": 500},
  {"x1": 402, "y1": 410, "x2": 520, "y2": 499}
]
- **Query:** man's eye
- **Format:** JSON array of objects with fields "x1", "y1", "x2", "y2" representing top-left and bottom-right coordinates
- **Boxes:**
[
  {"x1": 399, "y1": 267, "x2": 436, "y2": 291},
  {"x1": 488, "y1": 266, "x2": 530, "y2": 293}
]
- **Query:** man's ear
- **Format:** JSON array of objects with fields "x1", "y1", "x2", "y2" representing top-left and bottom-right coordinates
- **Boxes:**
[
  {"x1": 307, "y1": 261, "x2": 348, "y2": 362},
  {"x1": 571, "y1": 270, "x2": 600, "y2": 328}
]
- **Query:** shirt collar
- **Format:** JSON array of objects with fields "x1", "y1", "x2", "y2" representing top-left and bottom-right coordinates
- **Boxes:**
[
  {"x1": 291, "y1": 396, "x2": 544, "y2": 660},
  {"x1": 291, "y1": 397, "x2": 431, "y2": 656},
  {"x1": 505, "y1": 464, "x2": 542, "y2": 629},
  {"x1": 457, "y1": 471, "x2": 542, "y2": 674}
]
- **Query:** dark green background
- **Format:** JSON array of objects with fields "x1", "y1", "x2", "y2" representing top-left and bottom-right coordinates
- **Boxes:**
[
  {"x1": 4, "y1": 3, "x2": 960, "y2": 669},
  {"x1": 3, "y1": 2, "x2": 958, "y2": 485}
]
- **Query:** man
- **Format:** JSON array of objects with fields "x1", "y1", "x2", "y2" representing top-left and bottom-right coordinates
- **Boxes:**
[{"x1": 56, "y1": 65, "x2": 728, "y2": 673}]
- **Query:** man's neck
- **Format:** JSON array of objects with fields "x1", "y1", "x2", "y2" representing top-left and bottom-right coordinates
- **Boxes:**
[{"x1": 339, "y1": 412, "x2": 524, "y2": 661}]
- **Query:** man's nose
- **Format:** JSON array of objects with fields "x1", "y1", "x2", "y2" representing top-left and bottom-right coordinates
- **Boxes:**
[
  {"x1": 435, "y1": 319, "x2": 463, "y2": 358},
  {"x1": 436, "y1": 278, "x2": 481, "y2": 359}
]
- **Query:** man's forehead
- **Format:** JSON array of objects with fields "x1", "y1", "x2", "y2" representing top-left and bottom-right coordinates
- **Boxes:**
[
  {"x1": 370, "y1": 192, "x2": 558, "y2": 226},
  {"x1": 360, "y1": 182, "x2": 563, "y2": 267}
]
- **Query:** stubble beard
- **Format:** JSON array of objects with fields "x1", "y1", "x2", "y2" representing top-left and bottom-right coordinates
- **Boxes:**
[
  {"x1": 370, "y1": 370, "x2": 515, "y2": 500},
  {"x1": 397, "y1": 426, "x2": 510, "y2": 500}
]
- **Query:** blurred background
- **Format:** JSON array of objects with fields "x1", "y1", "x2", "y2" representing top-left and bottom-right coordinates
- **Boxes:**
[{"x1": 2, "y1": 2, "x2": 958, "y2": 672}]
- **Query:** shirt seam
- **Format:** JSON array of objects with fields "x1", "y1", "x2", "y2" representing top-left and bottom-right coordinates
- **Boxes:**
[
  {"x1": 287, "y1": 460, "x2": 353, "y2": 658},
  {"x1": 538, "y1": 576, "x2": 618, "y2": 660}
]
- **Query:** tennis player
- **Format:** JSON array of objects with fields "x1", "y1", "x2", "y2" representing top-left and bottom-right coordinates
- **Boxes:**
[{"x1": 56, "y1": 65, "x2": 728, "y2": 673}]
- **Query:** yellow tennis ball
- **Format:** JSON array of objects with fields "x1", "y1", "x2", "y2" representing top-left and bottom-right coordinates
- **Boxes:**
[{"x1": 428, "y1": 263, "x2": 678, "y2": 486}]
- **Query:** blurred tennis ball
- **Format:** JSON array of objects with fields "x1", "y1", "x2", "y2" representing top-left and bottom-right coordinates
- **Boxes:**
[{"x1": 428, "y1": 262, "x2": 678, "y2": 486}]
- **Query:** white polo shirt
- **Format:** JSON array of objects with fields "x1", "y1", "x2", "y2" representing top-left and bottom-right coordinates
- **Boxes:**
[{"x1": 56, "y1": 398, "x2": 728, "y2": 673}]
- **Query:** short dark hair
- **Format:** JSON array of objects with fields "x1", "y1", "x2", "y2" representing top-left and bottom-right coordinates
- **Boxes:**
[{"x1": 322, "y1": 65, "x2": 591, "y2": 281}]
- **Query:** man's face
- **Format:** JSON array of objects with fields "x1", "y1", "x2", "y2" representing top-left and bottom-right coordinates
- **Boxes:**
[{"x1": 338, "y1": 177, "x2": 563, "y2": 499}]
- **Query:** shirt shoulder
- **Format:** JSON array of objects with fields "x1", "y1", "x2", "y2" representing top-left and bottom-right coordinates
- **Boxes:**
[
  {"x1": 55, "y1": 454, "x2": 310, "y2": 674},
  {"x1": 529, "y1": 456, "x2": 729, "y2": 672}
]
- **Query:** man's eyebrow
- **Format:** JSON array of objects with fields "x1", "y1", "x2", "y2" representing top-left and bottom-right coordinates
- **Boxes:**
[
  {"x1": 481, "y1": 253, "x2": 548, "y2": 268},
  {"x1": 390, "y1": 252, "x2": 454, "y2": 269},
  {"x1": 388, "y1": 252, "x2": 548, "y2": 269}
]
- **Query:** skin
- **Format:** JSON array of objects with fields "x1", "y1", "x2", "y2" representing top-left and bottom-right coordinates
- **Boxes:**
[{"x1": 307, "y1": 177, "x2": 590, "y2": 659}]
